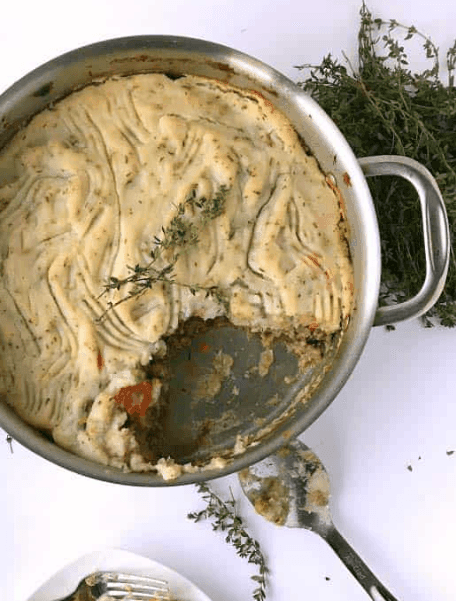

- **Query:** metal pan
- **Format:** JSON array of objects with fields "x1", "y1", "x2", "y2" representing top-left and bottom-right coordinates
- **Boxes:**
[{"x1": 0, "y1": 36, "x2": 449, "y2": 485}]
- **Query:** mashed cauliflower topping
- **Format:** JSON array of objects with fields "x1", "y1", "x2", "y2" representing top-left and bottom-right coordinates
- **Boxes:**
[{"x1": 0, "y1": 73, "x2": 353, "y2": 478}]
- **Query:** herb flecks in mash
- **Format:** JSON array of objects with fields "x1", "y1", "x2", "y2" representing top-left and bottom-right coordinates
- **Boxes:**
[{"x1": 296, "y1": 2, "x2": 456, "y2": 327}]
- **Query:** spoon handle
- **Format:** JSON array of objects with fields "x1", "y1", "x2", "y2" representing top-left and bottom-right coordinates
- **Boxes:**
[{"x1": 323, "y1": 525, "x2": 399, "y2": 601}]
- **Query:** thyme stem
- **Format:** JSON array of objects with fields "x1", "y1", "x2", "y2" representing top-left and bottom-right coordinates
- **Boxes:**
[
  {"x1": 188, "y1": 482, "x2": 269, "y2": 601},
  {"x1": 296, "y1": 2, "x2": 456, "y2": 327},
  {"x1": 97, "y1": 185, "x2": 230, "y2": 320}
]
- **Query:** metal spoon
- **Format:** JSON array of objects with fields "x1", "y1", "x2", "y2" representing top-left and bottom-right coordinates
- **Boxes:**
[{"x1": 238, "y1": 439, "x2": 399, "y2": 601}]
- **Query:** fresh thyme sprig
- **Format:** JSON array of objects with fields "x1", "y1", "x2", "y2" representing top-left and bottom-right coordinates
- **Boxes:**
[
  {"x1": 98, "y1": 185, "x2": 229, "y2": 318},
  {"x1": 188, "y1": 482, "x2": 269, "y2": 601},
  {"x1": 296, "y1": 2, "x2": 456, "y2": 327}
]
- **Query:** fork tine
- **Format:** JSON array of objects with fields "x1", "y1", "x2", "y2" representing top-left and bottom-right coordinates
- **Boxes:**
[
  {"x1": 95, "y1": 572, "x2": 170, "y2": 599},
  {"x1": 97, "y1": 572, "x2": 169, "y2": 588},
  {"x1": 98, "y1": 591, "x2": 171, "y2": 601},
  {"x1": 101, "y1": 590, "x2": 169, "y2": 598}
]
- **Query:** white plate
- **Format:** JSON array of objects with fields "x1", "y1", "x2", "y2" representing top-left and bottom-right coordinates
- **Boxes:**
[{"x1": 27, "y1": 548, "x2": 213, "y2": 601}]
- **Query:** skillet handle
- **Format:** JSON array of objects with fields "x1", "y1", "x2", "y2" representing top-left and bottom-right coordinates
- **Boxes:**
[{"x1": 358, "y1": 155, "x2": 450, "y2": 327}]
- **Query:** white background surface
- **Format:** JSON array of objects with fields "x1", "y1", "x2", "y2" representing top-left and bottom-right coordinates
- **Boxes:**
[{"x1": 1, "y1": 1, "x2": 456, "y2": 600}]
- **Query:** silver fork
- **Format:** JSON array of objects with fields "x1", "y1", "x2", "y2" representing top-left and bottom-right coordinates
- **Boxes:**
[{"x1": 55, "y1": 571, "x2": 171, "y2": 601}]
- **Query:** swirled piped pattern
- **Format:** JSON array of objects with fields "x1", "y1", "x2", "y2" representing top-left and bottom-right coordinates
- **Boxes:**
[{"x1": 0, "y1": 74, "x2": 353, "y2": 477}]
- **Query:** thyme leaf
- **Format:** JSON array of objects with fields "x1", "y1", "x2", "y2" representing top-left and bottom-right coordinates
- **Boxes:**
[
  {"x1": 296, "y1": 2, "x2": 456, "y2": 327},
  {"x1": 188, "y1": 482, "x2": 269, "y2": 601}
]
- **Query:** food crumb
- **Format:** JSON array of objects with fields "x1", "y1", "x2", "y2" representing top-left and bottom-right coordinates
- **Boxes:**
[
  {"x1": 447, "y1": 450, "x2": 455, "y2": 456},
  {"x1": 342, "y1": 172, "x2": 351, "y2": 187},
  {"x1": 407, "y1": 464, "x2": 413, "y2": 472},
  {"x1": 325, "y1": 576, "x2": 331, "y2": 581},
  {"x1": 258, "y1": 349, "x2": 274, "y2": 377},
  {"x1": 192, "y1": 351, "x2": 234, "y2": 400}
]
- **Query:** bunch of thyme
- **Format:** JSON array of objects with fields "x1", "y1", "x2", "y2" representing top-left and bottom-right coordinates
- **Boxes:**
[
  {"x1": 99, "y1": 185, "x2": 229, "y2": 317},
  {"x1": 296, "y1": 2, "x2": 456, "y2": 327},
  {"x1": 188, "y1": 482, "x2": 269, "y2": 601}
]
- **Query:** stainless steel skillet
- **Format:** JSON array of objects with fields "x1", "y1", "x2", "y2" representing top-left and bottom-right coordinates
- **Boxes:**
[{"x1": 0, "y1": 36, "x2": 449, "y2": 484}]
